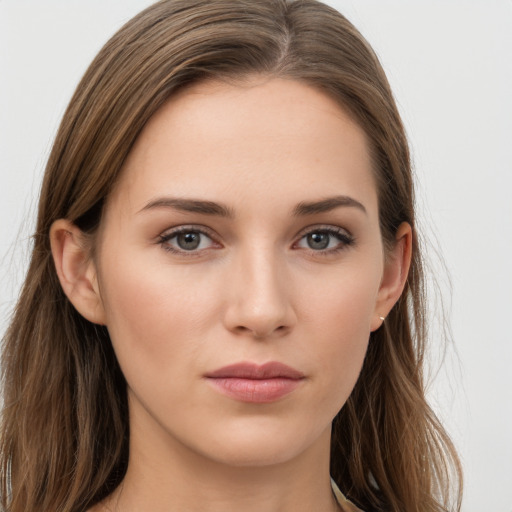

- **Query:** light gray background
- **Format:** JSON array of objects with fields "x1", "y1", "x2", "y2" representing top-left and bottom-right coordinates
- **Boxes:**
[{"x1": 1, "y1": 1, "x2": 511, "y2": 510}]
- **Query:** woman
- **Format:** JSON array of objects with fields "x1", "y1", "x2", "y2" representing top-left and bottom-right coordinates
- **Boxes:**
[{"x1": 0, "y1": 1, "x2": 462, "y2": 511}]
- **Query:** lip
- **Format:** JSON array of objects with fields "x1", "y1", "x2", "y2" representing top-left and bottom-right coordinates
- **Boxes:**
[{"x1": 205, "y1": 362, "x2": 305, "y2": 403}]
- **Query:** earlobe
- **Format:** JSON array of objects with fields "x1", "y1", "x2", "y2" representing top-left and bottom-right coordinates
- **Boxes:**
[
  {"x1": 371, "y1": 222, "x2": 412, "y2": 331},
  {"x1": 50, "y1": 219, "x2": 106, "y2": 325}
]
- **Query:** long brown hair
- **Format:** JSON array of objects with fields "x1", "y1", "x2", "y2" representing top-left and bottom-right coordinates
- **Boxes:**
[{"x1": 1, "y1": 1, "x2": 462, "y2": 510}]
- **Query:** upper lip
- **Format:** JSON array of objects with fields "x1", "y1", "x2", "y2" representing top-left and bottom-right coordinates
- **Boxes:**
[{"x1": 206, "y1": 362, "x2": 304, "y2": 380}]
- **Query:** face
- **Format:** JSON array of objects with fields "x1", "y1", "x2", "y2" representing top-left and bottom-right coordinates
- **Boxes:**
[{"x1": 93, "y1": 77, "x2": 391, "y2": 469}]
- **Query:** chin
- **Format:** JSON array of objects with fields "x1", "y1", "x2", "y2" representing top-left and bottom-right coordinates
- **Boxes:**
[
  {"x1": 190, "y1": 417, "x2": 331, "y2": 469},
  {"x1": 203, "y1": 442, "x2": 306, "y2": 469}
]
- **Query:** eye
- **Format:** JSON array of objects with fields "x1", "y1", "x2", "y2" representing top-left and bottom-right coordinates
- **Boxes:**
[
  {"x1": 295, "y1": 227, "x2": 354, "y2": 253},
  {"x1": 158, "y1": 227, "x2": 218, "y2": 254}
]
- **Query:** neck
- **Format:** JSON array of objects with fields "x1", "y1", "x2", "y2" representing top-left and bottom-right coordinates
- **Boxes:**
[{"x1": 97, "y1": 416, "x2": 339, "y2": 512}]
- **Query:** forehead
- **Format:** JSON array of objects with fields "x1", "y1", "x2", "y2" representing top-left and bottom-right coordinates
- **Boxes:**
[{"x1": 108, "y1": 77, "x2": 378, "y2": 219}]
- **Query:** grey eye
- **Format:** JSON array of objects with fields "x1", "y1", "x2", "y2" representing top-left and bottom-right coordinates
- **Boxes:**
[
  {"x1": 176, "y1": 232, "x2": 202, "y2": 250},
  {"x1": 306, "y1": 232, "x2": 330, "y2": 250},
  {"x1": 160, "y1": 227, "x2": 217, "y2": 254},
  {"x1": 296, "y1": 227, "x2": 353, "y2": 253}
]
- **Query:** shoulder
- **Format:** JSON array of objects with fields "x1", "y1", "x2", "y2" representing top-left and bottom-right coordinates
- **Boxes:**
[{"x1": 331, "y1": 478, "x2": 365, "y2": 512}]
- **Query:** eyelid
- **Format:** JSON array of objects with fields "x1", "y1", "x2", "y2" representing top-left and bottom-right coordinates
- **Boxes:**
[
  {"x1": 292, "y1": 224, "x2": 355, "y2": 252},
  {"x1": 157, "y1": 224, "x2": 222, "y2": 254},
  {"x1": 294, "y1": 223, "x2": 353, "y2": 241},
  {"x1": 158, "y1": 224, "x2": 218, "y2": 240}
]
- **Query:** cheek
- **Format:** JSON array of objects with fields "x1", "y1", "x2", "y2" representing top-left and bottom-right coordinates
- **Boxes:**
[
  {"x1": 97, "y1": 250, "x2": 222, "y2": 377},
  {"x1": 299, "y1": 258, "x2": 381, "y2": 341},
  {"x1": 297, "y1": 262, "x2": 381, "y2": 400}
]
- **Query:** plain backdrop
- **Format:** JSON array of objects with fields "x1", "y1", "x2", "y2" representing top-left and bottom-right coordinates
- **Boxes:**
[{"x1": 1, "y1": 1, "x2": 511, "y2": 510}]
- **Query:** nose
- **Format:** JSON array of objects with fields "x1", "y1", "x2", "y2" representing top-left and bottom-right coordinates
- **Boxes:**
[{"x1": 222, "y1": 247, "x2": 297, "y2": 339}]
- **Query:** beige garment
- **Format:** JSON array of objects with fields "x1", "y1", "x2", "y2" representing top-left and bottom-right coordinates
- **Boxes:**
[{"x1": 331, "y1": 479, "x2": 364, "y2": 512}]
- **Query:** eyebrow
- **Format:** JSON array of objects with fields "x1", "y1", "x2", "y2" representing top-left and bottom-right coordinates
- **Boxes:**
[
  {"x1": 293, "y1": 195, "x2": 367, "y2": 216},
  {"x1": 138, "y1": 194, "x2": 366, "y2": 218},
  {"x1": 139, "y1": 197, "x2": 234, "y2": 218}
]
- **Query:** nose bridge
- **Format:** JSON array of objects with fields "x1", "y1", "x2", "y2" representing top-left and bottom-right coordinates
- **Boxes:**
[{"x1": 223, "y1": 241, "x2": 295, "y2": 338}]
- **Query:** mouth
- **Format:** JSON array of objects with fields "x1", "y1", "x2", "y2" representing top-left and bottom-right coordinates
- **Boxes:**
[{"x1": 204, "y1": 362, "x2": 305, "y2": 403}]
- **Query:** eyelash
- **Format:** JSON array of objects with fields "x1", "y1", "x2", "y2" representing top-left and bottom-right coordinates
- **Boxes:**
[
  {"x1": 294, "y1": 226, "x2": 355, "y2": 256},
  {"x1": 157, "y1": 226, "x2": 219, "y2": 256},
  {"x1": 157, "y1": 225, "x2": 355, "y2": 257}
]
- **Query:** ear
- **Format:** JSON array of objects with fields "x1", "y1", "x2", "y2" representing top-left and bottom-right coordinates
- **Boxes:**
[
  {"x1": 370, "y1": 222, "x2": 413, "y2": 331},
  {"x1": 50, "y1": 219, "x2": 106, "y2": 325}
]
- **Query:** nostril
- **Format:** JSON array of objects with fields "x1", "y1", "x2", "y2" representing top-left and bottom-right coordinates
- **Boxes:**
[{"x1": 232, "y1": 323, "x2": 289, "y2": 339}]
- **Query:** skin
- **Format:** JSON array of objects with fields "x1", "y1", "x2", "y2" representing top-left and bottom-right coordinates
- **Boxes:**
[{"x1": 51, "y1": 77, "x2": 411, "y2": 512}]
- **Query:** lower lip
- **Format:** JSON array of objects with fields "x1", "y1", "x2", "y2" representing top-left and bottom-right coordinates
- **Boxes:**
[{"x1": 206, "y1": 377, "x2": 302, "y2": 403}]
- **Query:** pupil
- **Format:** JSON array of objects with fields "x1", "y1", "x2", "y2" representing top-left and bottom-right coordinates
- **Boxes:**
[
  {"x1": 177, "y1": 232, "x2": 200, "y2": 250},
  {"x1": 307, "y1": 232, "x2": 329, "y2": 250}
]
